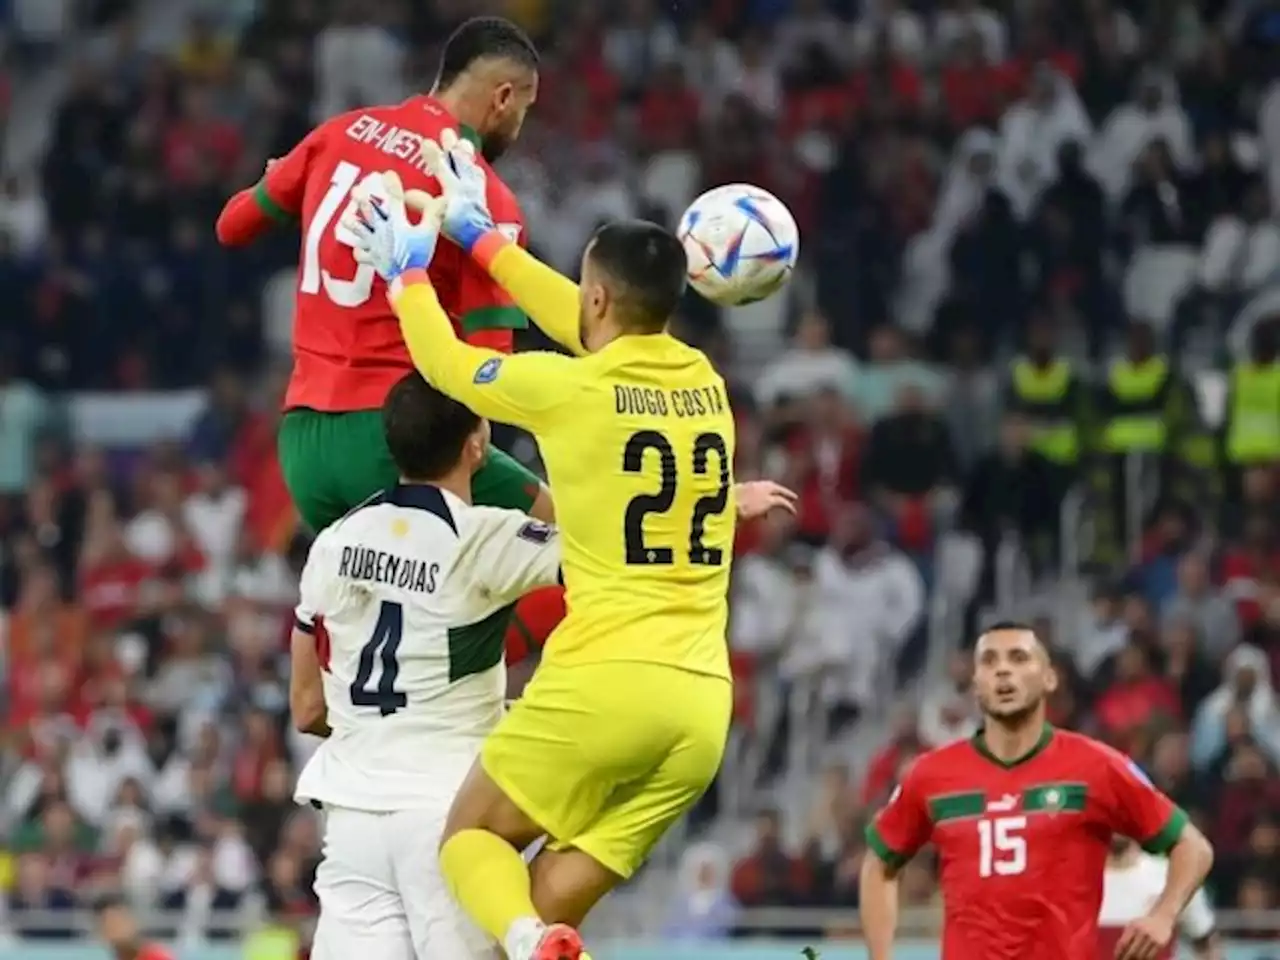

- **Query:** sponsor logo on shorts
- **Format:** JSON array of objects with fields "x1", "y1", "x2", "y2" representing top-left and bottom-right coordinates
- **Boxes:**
[{"x1": 474, "y1": 358, "x2": 502, "y2": 384}]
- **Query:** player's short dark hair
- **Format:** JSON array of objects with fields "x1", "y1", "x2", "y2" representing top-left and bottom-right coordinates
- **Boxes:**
[
  {"x1": 978, "y1": 620, "x2": 1047, "y2": 652},
  {"x1": 437, "y1": 17, "x2": 539, "y2": 89},
  {"x1": 586, "y1": 220, "x2": 688, "y2": 334},
  {"x1": 382, "y1": 372, "x2": 482, "y2": 481},
  {"x1": 983, "y1": 619, "x2": 1036, "y2": 635}
]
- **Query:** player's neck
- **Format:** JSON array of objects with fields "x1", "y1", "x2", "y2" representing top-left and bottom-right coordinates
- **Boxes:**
[
  {"x1": 432, "y1": 84, "x2": 485, "y2": 136},
  {"x1": 977, "y1": 715, "x2": 1050, "y2": 765},
  {"x1": 402, "y1": 472, "x2": 472, "y2": 505}
]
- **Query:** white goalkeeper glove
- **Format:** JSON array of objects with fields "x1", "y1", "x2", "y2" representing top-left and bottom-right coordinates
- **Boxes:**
[
  {"x1": 416, "y1": 128, "x2": 497, "y2": 253},
  {"x1": 342, "y1": 171, "x2": 446, "y2": 285}
]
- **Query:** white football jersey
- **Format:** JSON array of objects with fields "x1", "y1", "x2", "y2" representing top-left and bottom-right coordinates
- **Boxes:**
[
  {"x1": 293, "y1": 483, "x2": 561, "y2": 811},
  {"x1": 1099, "y1": 852, "x2": 1216, "y2": 941}
]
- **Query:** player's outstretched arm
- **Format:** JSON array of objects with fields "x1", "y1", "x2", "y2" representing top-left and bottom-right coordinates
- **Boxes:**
[
  {"x1": 471, "y1": 238, "x2": 587, "y2": 356},
  {"x1": 216, "y1": 128, "x2": 320, "y2": 245},
  {"x1": 391, "y1": 281, "x2": 577, "y2": 432},
  {"x1": 347, "y1": 171, "x2": 581, "y2": 431},
  {"x1": 859, "y1": 851, "x2": 901, "y2": 960},
  {"x1": 414, "y1": 132, "x2": 587, "y2": 356}
]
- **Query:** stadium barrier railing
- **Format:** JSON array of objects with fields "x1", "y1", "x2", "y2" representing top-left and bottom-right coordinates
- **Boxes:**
[
  {"x1": 0, "y1": 938, "x2": 1277, "y2": 960},
  {"x1": 5, "y1": 906, "x2": 1278, "y2": 939}
]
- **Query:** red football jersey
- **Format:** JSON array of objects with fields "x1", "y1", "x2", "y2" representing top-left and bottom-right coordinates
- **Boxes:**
[
  {"x1": 868, "y1": 727, "x2": 1186, "y2": 960},
  {"x1": 257, "y1": 96, "x2": 527, "y2": 412}
]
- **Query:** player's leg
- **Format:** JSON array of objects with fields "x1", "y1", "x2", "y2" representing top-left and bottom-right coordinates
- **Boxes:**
[
  {"x1": 389, "y1": 806, "x2": 501, "y2": 960},
  {"x1": 471, "y1": 443, "x2": 552, "y2": 521},
  {"x1": 439, "y1": 666, "x2": 627, "y2": 959},
  {"x1": 528, "y1": 666, "x2": 733, "y2": 925},
  {"x1": 277, "y1": 409, "x2": 399, "y2": 532},
  {"x1": 311, "y1": 806, "x2": 415, "y2": 960}
]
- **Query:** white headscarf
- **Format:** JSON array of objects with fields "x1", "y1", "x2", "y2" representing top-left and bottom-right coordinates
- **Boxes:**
[
  {"x1": 675, "y1": 841, "x2": 731, "y2": 914},
  {"x1": 934, "y1": 129, "x2": 1001, "y2": 240}
]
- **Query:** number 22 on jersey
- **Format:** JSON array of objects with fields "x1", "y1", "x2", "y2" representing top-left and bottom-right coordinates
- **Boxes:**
[{"x1": 622, "y1": 430, "x2": 731, "y2": 566}]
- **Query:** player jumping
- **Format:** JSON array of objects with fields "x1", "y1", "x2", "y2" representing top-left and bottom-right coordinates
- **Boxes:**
[
  {"x1": 288, "y1": 369, "x2": 791, "y2": 959},
  {"x1": 861, "y1": 622, "x2": 1214, "y2": 960},
  {"x1": 215, "y1": 17, "x2": 552, "y2": 532},
  {"x1": 343, "y1": 137, "x2": 754, "y2": 959},
  {"x1": 289, "y1": 371, "x2": 565, "y2": 960}
]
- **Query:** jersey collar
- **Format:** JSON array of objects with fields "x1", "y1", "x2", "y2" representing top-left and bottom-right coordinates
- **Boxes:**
[
  {"x1": 384, "y1": 482, "x2": 457, "y2": 533},
  {"x1": 971, "y1": 722, "x2": 1055, "y2": 769},
  {"x1": 414, "y1": 95, "x2": 483, "y2": 151}
]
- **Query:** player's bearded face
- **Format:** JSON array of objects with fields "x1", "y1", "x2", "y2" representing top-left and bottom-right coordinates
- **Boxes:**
[
  {"x1": 972, "y1": 635, "x2": 1055, "y2": 721},
  {"x1": 481, "y1": 76, "x2": 537, "y2": 162}
]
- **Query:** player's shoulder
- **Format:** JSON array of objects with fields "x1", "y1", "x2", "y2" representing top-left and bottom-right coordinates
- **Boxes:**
[
  {"x1": 902, "y1": 737, "x2": 982, "y2": 785},
  {"x1": 1054, "y1": 728, "x2": 1123, "y2": 765},
  {"x1": 457, "y1": 502, "x2": 551, "y2": 543}
]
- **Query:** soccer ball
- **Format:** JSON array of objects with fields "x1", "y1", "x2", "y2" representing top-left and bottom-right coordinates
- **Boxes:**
[{"x1": 677, "y1": 184, "x2": 799, "y2": 306}]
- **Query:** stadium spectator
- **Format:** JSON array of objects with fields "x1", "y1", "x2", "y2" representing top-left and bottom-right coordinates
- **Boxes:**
[
  {"x1": 662, "y1": 843, "x2": 738, "y2": 941},
  {"x1": 1162, "y1": 552, "x2": 1241, "y2": 660},
  {"x1": 1089, "y1": 69, "x2": 1194, "y2": 203},
  {"x1": 730, "y1": 810, "x2": 814, "y2": 910},
  {"x1": 1192, "y1": 644, "x2": 1280, "y2": 768}
]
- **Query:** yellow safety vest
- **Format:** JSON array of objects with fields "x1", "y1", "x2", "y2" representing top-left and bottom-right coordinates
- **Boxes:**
[
  {"x1": 244, "y1": 926, "x2": 298, "y2": 960},
  {"x1": 1103, "y1": 357, "x2": 1170, "y2": 453},
  {"x1": 1227, "y1": 362, "x2": 1280, "y2": 464},
  {"x1": 1010, "y1": 358, "x2": 1079, "y2": 463}
]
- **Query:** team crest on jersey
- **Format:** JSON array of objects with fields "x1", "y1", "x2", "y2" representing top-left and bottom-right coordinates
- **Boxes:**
[
  {"x1": 1041, "y1": 788, "x2": 1064, "y2": 813},
  {"x1": 474, "y1": 358, "x2": 502, "y2": 384},
  {"x1": 517, "y1": 520, "x2": 555, "y2": 544}
]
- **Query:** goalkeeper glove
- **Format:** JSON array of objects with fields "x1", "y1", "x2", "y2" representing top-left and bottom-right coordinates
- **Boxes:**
[
  {"x1": 343, "y1": 171, "x2": 444, "y2": 284},
  {"x1": 416, "y1": 128, "x2": 497, "y2": 254}
]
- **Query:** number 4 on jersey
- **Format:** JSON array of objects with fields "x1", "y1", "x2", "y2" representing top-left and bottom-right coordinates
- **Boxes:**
[
  {"x1": 977, "y1": 815, "x2": 1027, "y2": 878},
  {"x1": 350, "y1": 600, "x2": 407, "y2": 715}
]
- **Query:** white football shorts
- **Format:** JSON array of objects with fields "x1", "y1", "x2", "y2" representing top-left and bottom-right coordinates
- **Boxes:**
[{"x1": 310, "y1": 805, "x2": 499, "y2": 960}]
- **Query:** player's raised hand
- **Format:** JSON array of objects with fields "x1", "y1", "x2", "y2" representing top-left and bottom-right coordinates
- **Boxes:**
[
  {"x1": 1114, "y1": 912, "x2": 1175, "y2": 960},
  {"x1": 734, "y1": 480, "x2": 798, "y2": 520},
  {"x1": 416, "y1": 128, "x2": 496, "y2": 253},
  {"x1": 342, "y1": 170, "x2": 446, "y2": 285}
]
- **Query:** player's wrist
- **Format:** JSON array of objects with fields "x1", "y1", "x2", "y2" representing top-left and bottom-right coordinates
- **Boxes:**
[
  {"x1": 468, "y1": 227, "x2": 511, "y2": 270},
  {"x1": 389, "y1": 267, "x2": 431, "y2": 297},
  {"x1": 450, "y1": 209, "x2": 498, "y2": 254}
]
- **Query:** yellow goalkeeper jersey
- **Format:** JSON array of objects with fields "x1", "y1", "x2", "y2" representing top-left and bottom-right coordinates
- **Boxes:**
[{"x1": 390, "y1": 247, "x2": 735, "y2": 681}]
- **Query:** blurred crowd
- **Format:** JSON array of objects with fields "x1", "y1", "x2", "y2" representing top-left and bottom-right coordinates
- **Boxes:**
[{"x1": 4, "y1": 0, "x2": 1280, "y2": 945}]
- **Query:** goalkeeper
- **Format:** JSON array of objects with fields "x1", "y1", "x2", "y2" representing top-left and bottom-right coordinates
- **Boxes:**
[{"x1": 344, "y1": 141, "x2": 794, "y2": 960}]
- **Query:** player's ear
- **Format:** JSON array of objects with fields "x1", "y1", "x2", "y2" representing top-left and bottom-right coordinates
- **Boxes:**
[
  {"x1": 1044, "y1": 663, "x2": 1060, "y2": 695},
  {"x1": 492, "y1": 81, "x2": 515, "y2": 112}
]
